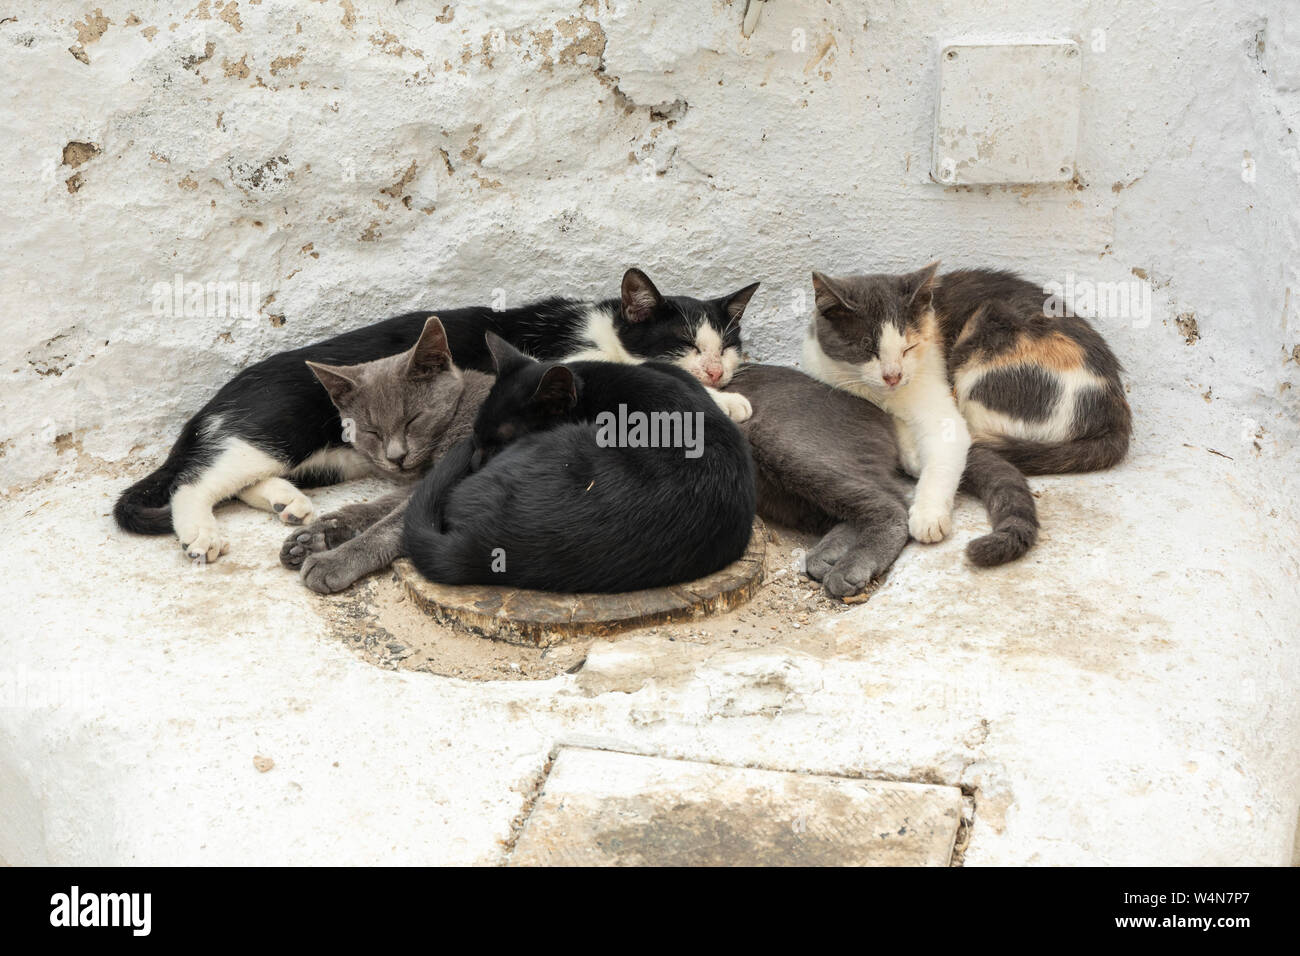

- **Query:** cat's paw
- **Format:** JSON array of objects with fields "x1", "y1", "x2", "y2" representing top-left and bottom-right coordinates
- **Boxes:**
[
  {"x1": 279, "y1": 516, "x2": 356, "y2": 569},
  {"x1": 177, "y1": 522, "x2": 228, "y2": 564},
  {"x1": 908, "y1": 501, "x2": 952, "y2": 543},
  {"x1": 300, "y1": 549, "x2": 365, "y2": 594},
  {"x1": 804, "y1": 523, "x2": 858, "y2": 581},
  {"x1": 712, "y1": 390, "x2": 753, "y2": 423},
  {"x1": 822, "y1": 553, "x2": 881, "y2": 599},
  {"x1": 272, "y1": 490, "x2": 314, "y2": 526}
]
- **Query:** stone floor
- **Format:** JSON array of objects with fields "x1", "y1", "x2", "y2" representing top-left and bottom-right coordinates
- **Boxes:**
[{"x1": 1, "y1": 380, "x2": 1297, "y2": 865}]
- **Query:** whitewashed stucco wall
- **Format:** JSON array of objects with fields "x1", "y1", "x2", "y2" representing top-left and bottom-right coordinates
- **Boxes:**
[{"x1": 2, "y1": 0, "x2": 1298, "y2": 490}]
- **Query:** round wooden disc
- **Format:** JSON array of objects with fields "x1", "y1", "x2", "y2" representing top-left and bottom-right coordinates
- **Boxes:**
[{"x1": 393, "y1": 518, "x2": 767, "y2": 647}]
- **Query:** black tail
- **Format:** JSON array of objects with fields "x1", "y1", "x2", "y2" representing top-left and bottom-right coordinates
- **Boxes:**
[
  {"x1": 401, "y1": 437, "x2": 476, "y2": 583},
  {"x1": 112, "y1": 424, "x2": 200, "y2": 535},
  {"x1": 959, "y1": 445, "x2": 1038, "y2": 567},
  {"x1": 975, "y1": 387, "x2": 1132, "y2": 475}
]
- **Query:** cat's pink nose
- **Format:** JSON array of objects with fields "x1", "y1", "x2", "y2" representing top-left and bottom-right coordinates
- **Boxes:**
[
  {"x1": 883, "y1": 371, "x2": 902, "y2": 387},
  {"x1": 705, "y1": 365, "x2": 723, "y2": 384}
]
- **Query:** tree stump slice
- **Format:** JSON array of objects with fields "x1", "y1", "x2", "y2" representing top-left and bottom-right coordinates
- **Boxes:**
[{"x1": 393, "y1": 518, "x2": 767, "y2": 647}]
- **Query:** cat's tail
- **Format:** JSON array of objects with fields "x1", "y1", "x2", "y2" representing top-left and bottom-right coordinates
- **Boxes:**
[
  {"x1": 112, "y1": 424, "x2": 201, "y2": 534},
  {"x1": 972, "y1": 388, "x2": 1132, "y2": 475},
  {"x1": 959, "y1": 445, "x2": 1039, "y2": 567},
  {"x1": 401, "y1": 437, "x2": 476, "y2": 584}
]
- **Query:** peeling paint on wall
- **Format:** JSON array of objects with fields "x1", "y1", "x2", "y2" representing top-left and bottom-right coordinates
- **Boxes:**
[{"x1": 0, "y1": 0, "x2": 1298, "y2": 492}]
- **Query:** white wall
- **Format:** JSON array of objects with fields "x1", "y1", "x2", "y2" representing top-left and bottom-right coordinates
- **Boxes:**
[{"x1": 2, "y1": 0, "x2": 1297, "y2": 489}]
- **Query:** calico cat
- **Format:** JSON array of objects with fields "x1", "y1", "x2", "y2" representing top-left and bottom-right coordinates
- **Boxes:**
[
  {"x1": 802, "y1": 264, "x2": 1130, "y2": 544},
  {"x1": 401, "y1": 335, "x2": 756, "y2": 593},
  {"x1": 725, "y1": 364, "x2": 1037, "y2": 596},
  {"x1": 114, "y1": 268, "x2": 760, "y2": 562}
]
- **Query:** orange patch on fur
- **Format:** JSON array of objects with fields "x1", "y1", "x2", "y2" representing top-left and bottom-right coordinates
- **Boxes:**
[{"x1": 962, "y1": 331, "x2": 1085, "y2": 374}]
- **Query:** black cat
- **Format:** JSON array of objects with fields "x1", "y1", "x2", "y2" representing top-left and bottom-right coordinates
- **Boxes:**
[{"x1": 401, "y1": 335, "x2": 757, "y2": 592}]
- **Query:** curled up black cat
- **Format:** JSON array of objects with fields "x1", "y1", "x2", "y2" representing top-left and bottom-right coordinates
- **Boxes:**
[{"x1": 400, "y1": 335, "x2": 757, "y2": 592}]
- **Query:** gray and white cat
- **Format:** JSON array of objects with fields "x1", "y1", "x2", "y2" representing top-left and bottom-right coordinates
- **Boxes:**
[{"x1": 802, "y1": 264, "x2": 1130, "y2": 545}]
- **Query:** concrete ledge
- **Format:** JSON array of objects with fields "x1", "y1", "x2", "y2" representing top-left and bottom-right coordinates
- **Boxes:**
[{"x1": 1, "y1": 385, "x2": 1297, "y2": 864}]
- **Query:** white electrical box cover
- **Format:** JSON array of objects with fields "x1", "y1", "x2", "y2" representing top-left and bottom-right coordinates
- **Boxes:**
[{"x1": 932, "y1": 40, "x2": 1082, "y2": 185}]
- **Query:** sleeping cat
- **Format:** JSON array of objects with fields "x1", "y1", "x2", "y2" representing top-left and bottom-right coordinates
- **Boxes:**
[
  {"x1": 279, "y1": 317, "x2": 492, "y2": 593},
  {"x1": 114, "y1": 267, "x2": 759, "y2": 562},
  {"x1": 286, "y1": 355, "x2": 1035, "y2": 599},
  {"x1": 725, "y1": 364, "x2": 1037, "y2": 596},
  {"x1": 802, "y1": 264, "x2": 1130, "y2": 544},
  {"x1": 400, "y1": 335, "x2": 756, "y2": 592}
]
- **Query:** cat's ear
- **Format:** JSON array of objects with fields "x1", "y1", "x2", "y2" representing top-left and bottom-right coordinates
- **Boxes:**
[
  {"x1": 406, "y1": 316, "x2": 453, "y2": 380},
  {"x1": 485, "y1": 332, "x2": 529, "y2": 375},
  {"x1": 621, "y1": 268, "x2": 664, "y2": 324},
  {"x1": 811, "y1": 272, "x2": 851, "y2": 318},
  {"x1": 530, "y1": 365, "x2": 577, "y2": 417},
  {"x1": 306, "y1": 361, "x2": 360, "y2": 405},
  {"x1": 905, "y1": 261, "x2": 941, "y2": 311},
  {"x1": 723, "y1": 282, "x2": 760, "y2": 325}
]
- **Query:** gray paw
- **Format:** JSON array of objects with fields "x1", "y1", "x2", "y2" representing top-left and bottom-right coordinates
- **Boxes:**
[
  {"x1": 300, "y1": 551, "x2": 364, "y2": 594},
  {"x1": 822, "y1": 551, "x2": 882, "y2": 599},
  {"x1": 804, "y1": 523, "x2": 858, "y2": 581},
  {"x1": 279, "y1": 516, "x2": 354, "y2": 570}
]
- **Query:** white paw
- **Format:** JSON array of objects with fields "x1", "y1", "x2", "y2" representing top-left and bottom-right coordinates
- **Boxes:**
[
  {"x1": 274, "y1": 491, "x2": 315, "y2": 526},
  {"x1": 908, "y1": 502, "x2": 952, "y2": 543},
  {"x1": 177, "y1": 522, "x2": 229, "y2": 564},
  {"x1": 713, "y1": 390, "x2": 752, "y2": 423}
]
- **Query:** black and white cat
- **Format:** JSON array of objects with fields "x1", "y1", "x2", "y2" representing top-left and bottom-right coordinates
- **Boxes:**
[
  {"x1": 113, "y1": 268, "x2": 760, "y2": 562},
  {"x1": 400, "y1": 335, "x2": 757, "y2": 592}
]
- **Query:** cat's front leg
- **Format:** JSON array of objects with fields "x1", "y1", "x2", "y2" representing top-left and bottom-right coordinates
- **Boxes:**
[
  {"x1": 280, "y1": 489, "x2": 412, "y2": 570},
  {"x1": 907, "y1": 408, "x2": 971, "y2": 544},
  {"x1": 299, "y1": 496, "x2": 410, "y2": 594},
  {"x1": 894, "y1": 418, "x2": 923, "y2": 477},
  {"x1": 708, "y1": 387, "x2": 752, "y2": 422}
]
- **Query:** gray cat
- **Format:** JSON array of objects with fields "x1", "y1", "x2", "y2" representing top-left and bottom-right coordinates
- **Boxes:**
[
  {"x1": 279, "y1": 317, "x2": 493, "y2": 594},
  {"x1": 725, "y1": 364, "x2": 1037, "y2": 597}
]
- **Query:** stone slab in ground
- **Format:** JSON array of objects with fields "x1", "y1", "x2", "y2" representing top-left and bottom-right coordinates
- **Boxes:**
[{"x1": 508, "y1": 747, "x2": 963, "y2": 866}]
